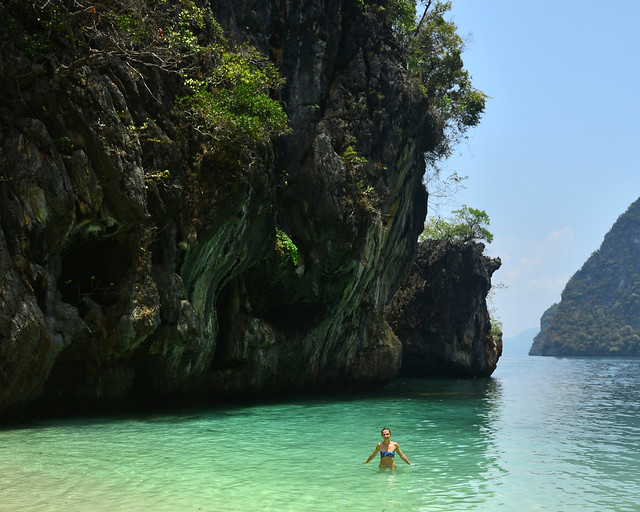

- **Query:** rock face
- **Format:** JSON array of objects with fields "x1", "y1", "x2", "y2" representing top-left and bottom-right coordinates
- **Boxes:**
[
  {"x1": 0, "y1": 1, "x2": 440, "y2": 418},
  {"x1": 387, "y1": 240, "x2": 502, "y2": 377},
  {"x1": 530, "y1": 197, "x2": 640, "y2": 356}
]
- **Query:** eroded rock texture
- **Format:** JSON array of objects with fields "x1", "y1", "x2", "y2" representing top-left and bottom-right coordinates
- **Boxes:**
[
  {"x1": 0, "y1": 0, "x2": 439, "y2": 418},
  {"x1": 387, "y1": 240, "x2": 502, "y2": 377}
]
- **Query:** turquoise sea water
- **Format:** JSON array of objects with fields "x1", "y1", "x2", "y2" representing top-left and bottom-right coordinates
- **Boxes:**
[{"x1": 1, "y1": 356, "x2": 640, "y2": 511}]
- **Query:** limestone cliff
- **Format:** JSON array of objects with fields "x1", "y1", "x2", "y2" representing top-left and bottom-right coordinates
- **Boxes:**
[
  {"x1": 0, "y1": 0, "x2": 442, "y2": 418},
  {"x1": 530, "y1": 197, "x2": 640, "y2": 356},
  {"x1": 387, "y1": 240, "x2": 502, "y2": 377}
]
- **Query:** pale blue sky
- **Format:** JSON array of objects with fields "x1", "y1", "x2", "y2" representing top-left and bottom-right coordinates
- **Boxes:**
[{"x1": 435, "y1": 0, "x2": 640, "y2": 337}]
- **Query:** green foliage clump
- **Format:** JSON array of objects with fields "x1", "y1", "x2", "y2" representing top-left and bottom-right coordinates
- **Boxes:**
[
  {"x1": 276, "y1": 229, "x2": 298, "y2": 266},
  {"x1": 341, "y1": 145, "x2": 368, "y2": 169},
  {"x1": 179, "y1": 44, "x2": 289, "y2": 162},
  {"x1": 357, "y1": 179, "x2": 374, "y2": 196},
  {"x1": 420, "y1": 205, "x2": 493, "y2": 244},
  {"x1": 487, "y1": 318, "x2": 503, "y2": 345},
  {"x1": 5, "y1": 0, "x2": 289, "y2": 171},
  {"x1": 406, "y1": 1, "x2": 487, "y2": 161},
  {"x1": 166, "y1": 10, "x2": 289, "y2": 167},
  {"x1": 359, "y1": 1, "x2": 486, "y2": 158},
  {"x1": 381, "y1": 0, "x2": 417, "y2": 36}
]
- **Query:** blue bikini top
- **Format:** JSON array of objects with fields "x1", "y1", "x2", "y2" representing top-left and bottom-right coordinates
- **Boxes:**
[{"x1": 380, "y1": 450, "x2": 395, "y2": 458}]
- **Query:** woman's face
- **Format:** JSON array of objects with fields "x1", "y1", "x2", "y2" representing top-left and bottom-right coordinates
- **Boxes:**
[{"x1": 381, "y1": 429, "x2": 391, "y2": 440}]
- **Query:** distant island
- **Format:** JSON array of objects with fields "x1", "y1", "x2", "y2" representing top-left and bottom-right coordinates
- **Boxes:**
[
  {"x1": 502, "y1": 327, "x2": 538, "y2": 356},
  {"x1": 530, "y1": 197, "x2": 640, "y2": 356}
]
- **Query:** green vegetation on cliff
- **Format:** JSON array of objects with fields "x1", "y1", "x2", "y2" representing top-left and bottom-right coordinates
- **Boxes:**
[
  {"x1": 369, "y1": 0, "x2": 487, "y2": 161},
  {"x1": 420, "y1": 205, "x2": 493, "y2": 244},
  {"x1": 530, "y1": 197, "x2": 640, "y2": 356},
  {"x1": 406, "y1": 1, "x2": 486, "y2": 158},
  {"x1": 1, "y1": 0, "x2": 288, "y2": 169},
  {"x1": 415, "y1": 205, "x2": 501, "y2": 349}
]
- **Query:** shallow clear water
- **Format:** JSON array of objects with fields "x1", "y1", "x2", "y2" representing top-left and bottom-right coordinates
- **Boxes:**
[{"x1": 1, "y1": 356, "x2": 640, "y2": 511}]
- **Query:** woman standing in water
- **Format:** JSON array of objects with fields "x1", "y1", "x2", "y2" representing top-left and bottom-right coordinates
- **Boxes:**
[{"x1": 364, "y1": 427, "x2": 412, "y2": 468}]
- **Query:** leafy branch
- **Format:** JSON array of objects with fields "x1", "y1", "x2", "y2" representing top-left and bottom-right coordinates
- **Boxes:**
[
  {"x1": 420, "y1": 204, "x2": 493, "y2": 244},
  {"x1": 276, "y1": 229, "x2": 298, "y2": 266}
]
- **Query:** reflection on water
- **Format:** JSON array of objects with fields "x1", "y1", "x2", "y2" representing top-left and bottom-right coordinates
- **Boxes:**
[{"x1": 1, "y1": 357, "x2": 639, "y2": 511}]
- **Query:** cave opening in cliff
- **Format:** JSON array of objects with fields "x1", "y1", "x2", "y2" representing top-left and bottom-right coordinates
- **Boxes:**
[
  {"x1": 215, "y1": 274, "x2": 327, "y2": 339},
  {"x1": 256, "y1": 302, "x2": 326, "y2": 334},
  {"x1": 57, "y1": 236, "x2": 131, "y2": 313},
  {"x1": 241, "y1": 274, "x2": 329, "y2": 335}
]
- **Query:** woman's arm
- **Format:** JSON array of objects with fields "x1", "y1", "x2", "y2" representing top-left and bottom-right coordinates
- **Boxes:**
[
  {"x1": 395, "y1": 443, "x2": 411, "y2": 465},
  {"x1": 364, "y1": 443, "x2": 381, "y2": 463}
]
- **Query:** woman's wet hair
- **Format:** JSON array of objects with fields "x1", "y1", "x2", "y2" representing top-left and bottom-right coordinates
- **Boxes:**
[{"x1": 381, "y1": 427, "x2": 391, "y2": 435}]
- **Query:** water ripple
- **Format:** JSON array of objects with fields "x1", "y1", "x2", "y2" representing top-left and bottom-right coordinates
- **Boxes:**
[{"x1": 1, "y1": 357, "x2": 639, "y2": 511}]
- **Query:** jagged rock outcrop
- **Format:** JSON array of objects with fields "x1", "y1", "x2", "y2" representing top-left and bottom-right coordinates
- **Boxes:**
[
  {"x1": 387, "y1": 240, "x2": 502, "y2": 377},
  {"x1": 530, "y1": 197, "x2": 640, "y2": 356},
  {"x1": 0, "y1": 1, "x2": 440, "y2": 418}
]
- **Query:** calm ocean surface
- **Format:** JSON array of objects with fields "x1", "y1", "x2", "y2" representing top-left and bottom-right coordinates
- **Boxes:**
[{"x1": 1, "y1": 356, "x2": 639, "y2": 511}]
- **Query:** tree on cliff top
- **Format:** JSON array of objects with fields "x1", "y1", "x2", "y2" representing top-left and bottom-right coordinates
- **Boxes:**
[
  {"x1": 370, "y1": 1, "x2": 487, "y2": 211},
  {"x1": 403, "y1": 1, "x2": 487, "y2": 161},
  {"x1": 368, "y1": 1, "x2": 486, "y2": 146},
  {"x1": 420, "y1": 205, "x2": 493, "y2": 244}
]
